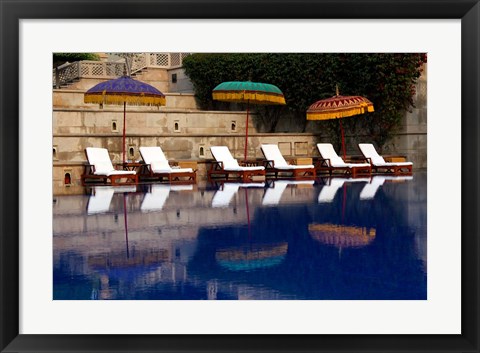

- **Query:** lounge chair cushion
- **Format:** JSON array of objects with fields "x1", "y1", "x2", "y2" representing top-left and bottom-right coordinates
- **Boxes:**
[
  {"x1": 317, "y1": 143, "x2": 370, "y2": 168},
  {"x1": 103, "y1": 170, "x2": 136, "y2": 177},
  {"x1": 211, "y1": 146, "x2": 264, "y2": 172},
  {"x1": 140, "y1": 146, "x2": 167, "y2": 164},
  {"x1": 261, "y1": 144, "x2": 289, "y2": 167},
  {"x1": 86, "y1": 147, "x2": 135, "y2": 176},
  {"x1": 275, "y1": 164, "x2": 315, "y2": 170},
  {"x1": 358, "y1": 143, "x2": 413, "y2": 167},
  {"x1": 316, "y1": 144, "x2": 348, "y2": 167},
  {"x1": 150, "y1": 159, "x2": 173, "y2": 172},
  {"x1": 94, "y1": 161, "x2": 115, "y2": 175},
  {"x1": 358, "y1": 143, "x2": 387, "y2": 165},
  {"x1": 140, "y1": 146, "x2": 194, "y2": 174}
]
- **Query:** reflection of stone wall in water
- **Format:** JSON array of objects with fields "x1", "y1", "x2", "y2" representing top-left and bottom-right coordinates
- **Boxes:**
[{"x1": 53, "y1": 63, "x2": 427, "y2": 192}]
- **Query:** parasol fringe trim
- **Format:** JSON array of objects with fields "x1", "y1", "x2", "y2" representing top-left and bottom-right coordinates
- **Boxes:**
[
  {"x1": 306, "y1": 106, "x2": 374, "y2": 120},
  {"x1": 212, "y1": 92, "x2": 286, "y2": 105},
  {"x1": 84, "y1": 94, "x2": 166, "y2": 106}
]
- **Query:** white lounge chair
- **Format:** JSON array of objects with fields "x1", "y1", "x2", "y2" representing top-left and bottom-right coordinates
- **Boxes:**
[
  {"x1": 316, "y1": 143, "x2": 371, "y2": 177},
  {"x1": 260, "y1": 144, "x2": 316, "y2": 179},
  {"x1": 212, "y1": 182, "x2": 265, "y2": 208},
  {"x1": 208, "y1": 146, "x2": 265, "y2": 182},
  {"x1": 359, "y1": 175, "x2": 414, "y2": 200},
  {"x1": 262, "y1": 179, "x2": 315, "y2": 206},
  {"x1": 358, "y1": 143, "x2": 413, "y2": 175},
  {"x1": 139, "y1": 146, "x2": 196, "y2": 183},
  {"x1": 81, "y1": 147, "x2": 138, "y2": 185}
]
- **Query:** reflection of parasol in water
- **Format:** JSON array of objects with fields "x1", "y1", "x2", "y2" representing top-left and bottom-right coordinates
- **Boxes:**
[
  {"x1": 309, "y1": 223, "x2": 376, "y2": 257},
  {"x1": 210, "y1": 182, "x2": 288, "y2": 271},
  {"x1": 215, "y1": 242, "x2": 288, "y2": 271}
]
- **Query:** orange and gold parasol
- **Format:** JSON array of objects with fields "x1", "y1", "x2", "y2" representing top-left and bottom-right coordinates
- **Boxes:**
[{"x1": 307, "y1": 86, "x2": 374, "y2": 159}]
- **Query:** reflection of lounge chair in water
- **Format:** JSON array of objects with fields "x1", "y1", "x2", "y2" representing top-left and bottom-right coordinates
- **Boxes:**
[
  {"x1": 262, "y1": 180, "x2": 315, "y2": 206},
  {"x1": 87, "y1": 185, "x2": 137, "y2": 214},
  {"x1": 318, "y1": 177, "x2": 369, "y2": 203},
  {"x1": 140, "y1": 184, "x2": 193, "y2": 212},
  {"x1": 359, "y1": 175, "x2": 414, "y2": 200},
  {"x1": 211, "y1": 182, "x2": 265, "y2": 208}
]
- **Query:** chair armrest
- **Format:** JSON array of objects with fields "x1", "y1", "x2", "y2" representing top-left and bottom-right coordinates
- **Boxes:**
[
  {"x1": 210, "y1": 161, "x2": 224, "y2": 171},
  {"x1": 83, "y1": 163, "x2": 96, "y2": 174},
  {"x1": 315, "y1": 158, "x2": 331, "y2": 168},
  {"x1": 263, "y1": 159, "x2": 275, "y2": 168},
  {"x1": 139, "y1": 163, "x2": 154, "y2": 175}
]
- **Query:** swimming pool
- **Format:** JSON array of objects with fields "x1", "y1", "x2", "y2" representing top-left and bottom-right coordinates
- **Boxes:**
[{"x1": 53, "y1": 172, "x2": 426, "y2": 300}]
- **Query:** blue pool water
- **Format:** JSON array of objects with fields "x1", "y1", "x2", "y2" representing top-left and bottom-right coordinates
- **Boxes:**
[{"x1": 53, "y1": 173, "x2": 427, "y2": 300}]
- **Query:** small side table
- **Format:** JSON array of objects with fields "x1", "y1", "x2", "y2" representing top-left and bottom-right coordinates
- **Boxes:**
[
  {"x1": 384, "y1": 156, "x2": 407, "y2": 163},
  {"x1": 122, "y1": 162, "x2": 143, "y2": 172},
  {"x1": 177, "y1": 161, "x2": 198, "y2": 171},
  {"x1": 295, "y1": 157, "x2": 313, "y2": 165}
]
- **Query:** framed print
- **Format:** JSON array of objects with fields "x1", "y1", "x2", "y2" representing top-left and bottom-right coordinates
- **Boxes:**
[{"x1": 1, "y1": 0, "x2": 479, "y2": 352}]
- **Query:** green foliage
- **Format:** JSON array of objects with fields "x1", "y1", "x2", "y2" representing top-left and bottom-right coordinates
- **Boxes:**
[
  {"x1": 183, "y1": 53, "x2": 427, "y2": 148},
  {"x1": 53, "y1": 53, "x2": 100, "y2": 67}
]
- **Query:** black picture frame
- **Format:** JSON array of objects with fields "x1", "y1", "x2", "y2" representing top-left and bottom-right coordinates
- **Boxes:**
[{"x1": 1, "y1": 1, "x2": 479, "y2": 352}]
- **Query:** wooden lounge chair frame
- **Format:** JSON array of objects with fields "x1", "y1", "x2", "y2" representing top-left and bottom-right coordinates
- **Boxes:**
[
  {"x1": 315, "y1": 158, "x2": 371, "y2": 178},
  {"x1": 363, "y1": 159, "x2": 412, "y2": 175},
  {"x1": 140, "y1": 164, "x2": 197, "y2": 183},
  {"x1": 262, "y1": 160, "x2": 316, "y2": 179},
  {"x1": 208, "y1": 160, "x2": 266, "y2": 183},
  {"x1": 81, "y1": 148, "x2": 138, "y2": 186}
]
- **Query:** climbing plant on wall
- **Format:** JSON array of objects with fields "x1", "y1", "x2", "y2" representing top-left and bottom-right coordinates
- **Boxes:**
[
  {"x1": 183, "y1": 53, "x2": 427, "y2": 149},
  {"x1": 53, "y1": 53, "x2": 101, "y2": 67}
]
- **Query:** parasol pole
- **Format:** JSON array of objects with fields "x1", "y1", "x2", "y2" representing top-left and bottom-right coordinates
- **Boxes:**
[
  {"x1": 244, "y1": 188, "x2": 251, "y2": 239},
  {"x1": 336, "y1": 84, "x2": 347, "y2": 160},
  {"x1": 122, "y1": 101, "x2": 127, "y2": 164},
  {"x1": 123, "y1": 193, "x2": 130, "y2": 259},
  {"x1": 244, "y1": 99, "x2": 250, "y2": 162},
  {"x1": 339, "y1": 119, "x2": 346, "y2": 160}
]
